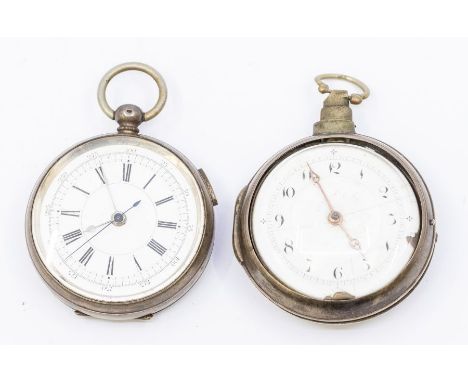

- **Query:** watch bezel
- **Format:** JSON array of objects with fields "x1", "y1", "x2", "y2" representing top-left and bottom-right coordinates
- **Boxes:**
[
  {"x1": 233, "y1": 133, "x2": 436, "y2": 323},
  {"x1": 25, "y1": 133, "x2": 215, "y2": 320}
]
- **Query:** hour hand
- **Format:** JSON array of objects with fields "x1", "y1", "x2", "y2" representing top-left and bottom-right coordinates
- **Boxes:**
[
  {"x1": 83, "y1": 221, "x2": 111, "y2": 233},
  {"x1": 96, "y1": 166, "x2": 119, "y2": 212},
  {"x1": 83, "y1": 200, "x2": 140, "y2": 233}
]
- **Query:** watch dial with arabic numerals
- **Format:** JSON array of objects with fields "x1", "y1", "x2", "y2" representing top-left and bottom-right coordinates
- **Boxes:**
[
  {"x1": 31, "y1": 135, "x2": 205, "y2": 303},
  {"x1": 251, "y1": 142, "x2": 421, "y2": 300}
]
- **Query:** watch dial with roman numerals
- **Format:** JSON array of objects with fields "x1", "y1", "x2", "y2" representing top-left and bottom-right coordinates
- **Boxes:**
[
  {"x1": 251, "y1": 143, "x2": 421, "y2": 300},
  {"x1": 31, "y1": 135, "x2": 205, "y2": 302}
]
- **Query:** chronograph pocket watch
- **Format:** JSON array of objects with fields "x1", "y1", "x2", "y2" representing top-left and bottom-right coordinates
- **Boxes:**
[
  {"x1": 25, "y1": 62, "x2": 217, "y2": 320},
  {"x1": 233, "y1": 74, "x2": 436, "y2": 323}
]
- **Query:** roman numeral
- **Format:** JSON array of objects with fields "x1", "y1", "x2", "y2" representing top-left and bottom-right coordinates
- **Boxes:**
[
  {"x1": 147, "y1": 239, "x2": 166, "y2": 255},
  {"x1": 158, "y1": 221, "x2": 177, "y2": 229},
  {"x1": 72, "y1": 185, "x2": 90, "y2": 195},
  {"x1": 63, "y1": 229, "x2": 82, "y2": 245},
  {"x1": 95, "y1": 166, "x2": 106, "y2": 184},
  {"x1": 79, "y1": 247, "x2": 94, "y2": 266},
  {"x1": 122, "y1": 162, "x2": 132, "y2": 182},
  {"x1": 133, "y1": 255, "x2": 142, "y2": 271},
  {"x1": 143, "y1": 174, "x2": 156, "y2": 189},
  {"x1": 155, "y1": 196, "x2": 174, "y2": 206},
  {"x1": 106, "y1": 256, "x2": 114, "y2": 276},
  {"x1": 60, "y1": 210, "x2": 80, "y2": 218}
]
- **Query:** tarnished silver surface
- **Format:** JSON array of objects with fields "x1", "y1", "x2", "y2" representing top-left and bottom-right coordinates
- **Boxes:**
[
  {"x1": 233, "y1": 134, "x2": 436, "y2": 323},
  {"x1": 232, "y1": 74, "x2": 436, "y2": 323},
  {"x1": 26, "y1": 134, "x2": 216, "y2": 320},
  {"x1": 315, "y1": 73, "x2": 370, "y2": 104},
  {"x1": 25, "y1": 62, "x2": 216, "y2": 320},
  {"x1": 97, "y1": 62, "x2": 167, "y2": 122}
]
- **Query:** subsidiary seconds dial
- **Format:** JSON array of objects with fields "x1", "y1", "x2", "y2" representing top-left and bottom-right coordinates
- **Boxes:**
[
  {"x1": 251, "y1": 143, "x2": 421, "y2": 300},
  {"x1": 31, "y1": 136, "x2": 205, "y2": 303}
]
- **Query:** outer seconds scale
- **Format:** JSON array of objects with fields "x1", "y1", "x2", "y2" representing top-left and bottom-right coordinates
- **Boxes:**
[{"x1": 26, "y1": 62, "x2": 217, "y2": 320}]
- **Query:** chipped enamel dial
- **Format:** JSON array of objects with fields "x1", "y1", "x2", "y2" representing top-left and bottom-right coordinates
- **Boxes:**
[
  {"x1": 251, "y1": 142, "x2": 420, "y2": 300},
  {"x1": 233, "y1": 74, "x2": 436, "y2": 323}
]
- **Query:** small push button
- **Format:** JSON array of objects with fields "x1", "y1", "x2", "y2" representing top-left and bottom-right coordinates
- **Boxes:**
[{"x1": 198, "y1": 169, "x2": 218, "y2": 206}]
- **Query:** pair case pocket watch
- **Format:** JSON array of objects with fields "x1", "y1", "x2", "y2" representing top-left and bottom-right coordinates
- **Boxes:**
[{"x1": 25, "y1": 64, "x2": 436, "y2": 323}]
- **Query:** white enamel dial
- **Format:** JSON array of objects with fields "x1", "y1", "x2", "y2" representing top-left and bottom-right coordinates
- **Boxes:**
[
  {"x1": 252, "y1": 142, "x2": 420, "y2": 300},
  {"x1": 31, "y1": 135, "x2": 205, "y2": 302}
]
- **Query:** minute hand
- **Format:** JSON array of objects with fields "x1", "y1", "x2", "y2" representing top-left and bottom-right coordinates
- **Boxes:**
[
  {"x1": 306, "y1": 163, "x2": 362, "y2": 252},
  {"x1": 67, "y1": 200, "x2": 141, "y2": 258},
  {"x1": 307, "y1": 162, "x2": 335, "y2": 212},
  {"x1": 100, "y1": 168, "x2": 119, "y2": 212}
]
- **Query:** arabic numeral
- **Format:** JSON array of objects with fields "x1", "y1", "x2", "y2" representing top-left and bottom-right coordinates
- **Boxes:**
[
  {"x1": 284, "y1": 240, "x2": 294, "y2": 254},
  {"x1": 170, "y1": 256, "x2": 180, "y2": 266},
  {"x1": 333, "y1": 267, "x2": 343, "y2": 279},
  {"x1": 138, "y1": 279, "x2": 151, "y2": 288},
  {"x1": 275, "y1": 214, "x2": 284, "y2": 227},
  {"x1": 58, "y1": 172, "x2": 69, "y2": 183},
  {"x1": 363, "y1": 259, "x2": 371, "y2": 271},
  {"x1": 329, "y1": 162, "x2": 341, "y2": 174},
  {"x1": 68, "y1": 270, "x2": 78, "y2": 279},
  {"x1": 86, "y1": 152, "x2": 98, "y2": 161},
  {"x1": 379, "y1": 186, "x2": 389, "y2": 198},
  {"x1": 45, "y1": 204, "x2": 53, "y2": 215},
  {"x1": 282, "y1": 187, "x2": 295, "y2": 198}
]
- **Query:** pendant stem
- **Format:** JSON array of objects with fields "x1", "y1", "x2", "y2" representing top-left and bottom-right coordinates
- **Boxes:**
[
  {"x1": 115, "y1": 104, "x2": 144, "y2": 135},
  {"x1": 313, "y1": 90, "x2": 356, "y2": 135},
  {"x1": 313, "y1": 73, "x2": 370, "y2": 136}
]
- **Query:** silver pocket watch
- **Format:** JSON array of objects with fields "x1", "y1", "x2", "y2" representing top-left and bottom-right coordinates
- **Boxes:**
[
  {"x1": 233, "y1": 74, "x2": 436, "y2": 323},
  {"x1": 25, "y1": 62, "x2": 217, "y2": 320}
]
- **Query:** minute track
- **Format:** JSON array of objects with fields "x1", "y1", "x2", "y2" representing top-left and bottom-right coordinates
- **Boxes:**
[
  {"x1": 26, "y1": 63, "x2": 215, "y2": 319},
  {"x1": 233, "y1": 73, "x2": 435, "y2": 323},
  {"x1": 252, "y1": 142, "x2": 421, "y2": 300}
]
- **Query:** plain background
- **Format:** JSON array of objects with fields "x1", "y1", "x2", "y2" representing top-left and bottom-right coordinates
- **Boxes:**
[{"x1": 0, "y1": 38, "x2": 465, "y2": 344}]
